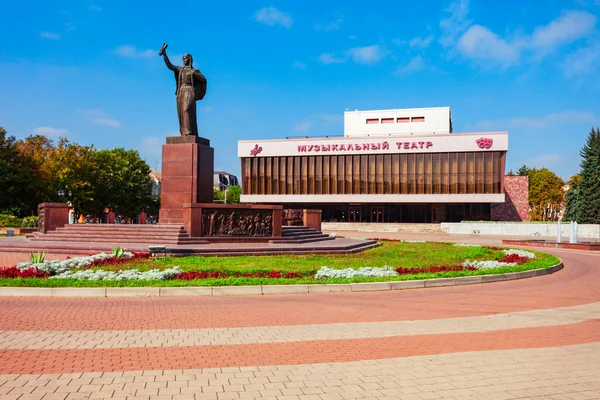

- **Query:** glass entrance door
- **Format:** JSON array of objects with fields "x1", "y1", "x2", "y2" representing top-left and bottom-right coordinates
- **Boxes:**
[
  {"x1": 349, "y1": 206, "x2": 361, "y2": 222},
  {"x1": 370, "y1": 206, "x2": 384, "y2": 222}
]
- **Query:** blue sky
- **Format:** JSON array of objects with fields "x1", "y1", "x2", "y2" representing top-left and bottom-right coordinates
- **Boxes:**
[{"x1": 2, "y1": 0, "x2": 600, "y2": 180}]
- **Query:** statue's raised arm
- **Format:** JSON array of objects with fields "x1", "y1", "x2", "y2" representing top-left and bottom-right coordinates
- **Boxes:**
[{"x1": 159, "y1": 43, "x2": 178, "y2": 72}]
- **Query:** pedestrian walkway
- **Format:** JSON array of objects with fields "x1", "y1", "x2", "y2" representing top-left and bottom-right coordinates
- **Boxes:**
[{"x1": 1, "y1": 232, "x2": 599, "y2": 399}]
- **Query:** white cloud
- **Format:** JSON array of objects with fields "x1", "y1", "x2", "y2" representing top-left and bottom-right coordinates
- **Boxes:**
[
  {"x1": 475, "y1": 110, "x2": 597, "y2": 130},
  {"x1": 40, "y1": 32, "x2": 60, "y2": 40},
  {"x1": 409, "y1": 35, "x2": 434, "y2": 48},
  {"x1": 457, "y1": 25, "x2": 520, "y2": 66},
  {"x1": 562, "y1": 43, "x2": 600, "y2": 78},
  {"x1": 82, "y1": 109, "x2": 122, "y2": 128},
  {"x1": 201, "y1": 106, "x2": 213, "y2": 113},
  {"x1": 396, "y1": 56, "x2": 426, "y2": 74},
  {"x1": 32, "y1": 127, "x2": 68, "y2": 137},
  {"x1": 294, "y1": 122, "x2": 312, "y2": 132},
  {"x1": 347, "y1": 45, "x2": 384, "y2": 64},
  {"x1": 114, "y1": 45, "x2": 154, "y2": 58},
  {"x1": 252, "y1": 7, "x2": 292, "y2": 28},
  {"x1": 315, "y1": 16, "x2": 343, "y2": 31},
  {"x1": 90, "y1": 4, "x2": 101, "y2": 11},
  {"x1": 318, "y1": 53, "x2": 345, "y2": 64},
  {"x1": 529, "y1": 10, "x2": 596, "y2": 52},
  {"x1": 293, "y1": 61, "x2": 307, "y2": 69},
  {"x1": 451, "y1": 8, "x2": 597, "y2": 67},
  {"x1": 439, "y1": 0, "x2": 471, "y2": 47}
]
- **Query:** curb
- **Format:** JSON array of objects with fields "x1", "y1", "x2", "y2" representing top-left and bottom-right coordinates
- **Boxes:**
[{"x1": 0, "y1": 263, "x2": 564, "y2": 297}]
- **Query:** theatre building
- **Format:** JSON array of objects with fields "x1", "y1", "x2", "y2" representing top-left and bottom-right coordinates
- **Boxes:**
[{"x1": 238, "y1": 107, "x2": 510, "y2": 223}]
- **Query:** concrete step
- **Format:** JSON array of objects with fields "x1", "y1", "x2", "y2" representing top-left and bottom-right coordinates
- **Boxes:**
[{"x1": 270, "y1": 236, "x2": 335, "y2": 244}]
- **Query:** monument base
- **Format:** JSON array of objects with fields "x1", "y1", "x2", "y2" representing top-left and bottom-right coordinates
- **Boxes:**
[
  {"x1": 159, "y1": 136, "x2": 214, "y2": 225},
  {"x1": 184, "y1": 203, "x2": 282, "y2": 238}
]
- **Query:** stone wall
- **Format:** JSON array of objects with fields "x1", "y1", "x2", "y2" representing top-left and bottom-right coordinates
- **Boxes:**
[
  {"x1": 441, "y1": 222, "x2": 600, "y2": 238},
  {"x1": 491, "y1": 176, "x2": 529, "y2": 222}
]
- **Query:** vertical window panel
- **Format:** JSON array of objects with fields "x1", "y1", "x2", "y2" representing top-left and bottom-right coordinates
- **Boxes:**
[
  {"x1": 442, "y1": 153, "x2": 449, "y2": 194},
  {"x1": 280, "y1": 157, "x2": 286, "y2": 194},
  {"x1": 243, "y1": 158, "x2": 251, "y2": 194},
  {"x1": 338, "y1": 156, "x2": 345, "y2": 194},
  {"x1": 345, "y1": 155, "x2": 352, "y2": 194},
  {"x1": 292, "y1": 157, "x2": 299, "y2": 194},
  {"x1": 407, "y1": 154, "x2": 415, "y2": 194},
  {"x1": 432, "y1": 153, "x2": 440, "y2": 194},
  {"x1": 265, "y1": 157, "x2": 272, "y2": 194},
  {"x1": 315, "y1": 156, "x2": 322, "y2": 195},
  {"x1": 360, "y1": 155, "x2": 368, "y2": 194},
  {"x1": 475, "y1": 152, "x2": 484, "y2": 193},
  {"x1": 493, "y1": 152, "x2": 501, "y2": 193},
  {"x1": 466, "y1": 152, "x2": 475, "y2": 194},
  {"x1": 329, "y1": 156, "x2": 336, "y2": 194},
  {"x1": 401, "y1": 154, "x2": 408, "y2": 194},
  {"x1": 484, "y1": 152, "x2": 493, "y2": 193},
  {"x1": 424, "y1": 153, "x2": 433, "y2": 194},
  {"x1": 252, "y1": 158, "x2": 259, "y2": 194},
  {"x1": 321, "y1": 156, "x2": 328, "y2": 195},
  {"x1": 301, "y1": 157, "x2": 308, "y2": 194},
  {"x1": 271, "y1": 157, "x2": 278, "y2": 195},
  {"x1": 383, "y1": 154, "x2": 391, "y2": 194},
  {"x1": 416, "y1": 153, "x2": 424, "y2": 194},
  {"x1": 353, "y1": 155, "x2": 361, "y2": 194},
  {"x1": 458, "y1": 152, "x2": 466, "y2": 194},
  {"x1": 376, "y1": 154, "x2": 384, "y2": 194},
  {"x1": 392, "y1": 154, "x2": 400, "y2": 194},
  {"x1": 259, "y1": 158, "x2": 265, "y2": 194},
  {"x1": 450, "y1": 153, "x2": 458, "y2": 194},
  {"x1": 368, "y1": 155, "x2": 376, "y2": 194},
  {"x1": 308, "y1": 156, "x2": 315, "y2": 194}
]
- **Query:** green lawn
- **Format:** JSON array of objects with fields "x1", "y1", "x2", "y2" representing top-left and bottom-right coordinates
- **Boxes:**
[{"x1": 0, "y1": 242, "x2": 561, "y2": 287}]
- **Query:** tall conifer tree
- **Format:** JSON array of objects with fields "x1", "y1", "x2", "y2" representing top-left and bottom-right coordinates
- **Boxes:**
[{"x1": 577, "y1": 127, "x2": 600, "y2": 224}]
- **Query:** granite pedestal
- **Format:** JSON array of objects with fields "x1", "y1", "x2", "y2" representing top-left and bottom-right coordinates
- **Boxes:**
[{"x1": 159, "y1": 136, "x2": 214, "y2": 225}]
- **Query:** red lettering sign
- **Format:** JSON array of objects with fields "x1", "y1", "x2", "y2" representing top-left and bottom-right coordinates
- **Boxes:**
[{"x1": 293, "y1": 140, "x2": 434, "y2": 153}]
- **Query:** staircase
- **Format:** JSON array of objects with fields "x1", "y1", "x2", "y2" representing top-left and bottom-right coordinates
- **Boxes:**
[
  {"x1": 27, "y1": 224, "x2": 208, "y2": 245},
  {"x1": 271, "y1": 226, "x2": 335, "y2": 244}
]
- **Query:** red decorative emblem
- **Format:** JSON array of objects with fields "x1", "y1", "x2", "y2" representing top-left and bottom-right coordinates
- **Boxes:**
[
  {"x1": 250, "y1": 144, "x2": 263, "y2": 156},
  {"x1": 476, "y1": 137, "x2": 493, "y2": 149}
]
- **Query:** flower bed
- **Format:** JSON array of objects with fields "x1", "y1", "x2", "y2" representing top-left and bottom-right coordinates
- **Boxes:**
[{"x1": 0, "y1": 241, "x2": 559, "y2": 287}]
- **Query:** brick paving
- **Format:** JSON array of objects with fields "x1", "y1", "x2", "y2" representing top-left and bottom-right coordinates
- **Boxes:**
[{"x1": 1, "y1": 232, "x2": 599, "y2": 398}]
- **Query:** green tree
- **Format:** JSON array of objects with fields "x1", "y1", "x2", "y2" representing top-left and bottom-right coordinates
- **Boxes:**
[
  {"x1": 563, "y1": 174, "x2": 582, "y2": 222},
  {"x1": 0, "y1": 128, "x2": 41, "y2": 216},
  {"x1": 94, "y1": 148, "x2": 153, "y2": 218},
  {"x1": 527, "y1": 168, "x2": 565, "y2": 221},
  {"x1": 226, "y1": 184, "x2": 242, "y2": 204},
  {"x1": 50, "y1": 138, "x2": 99, "y2": 216},
  {"x1": 516, "y1": 165, "x2": 530, "y2": 176},
  {"x1": 213, "y1": 187, "x2": 224, "y2": 202},
  {"x1": 577, "y1": 127, "x2": 600, "y2": 224}
]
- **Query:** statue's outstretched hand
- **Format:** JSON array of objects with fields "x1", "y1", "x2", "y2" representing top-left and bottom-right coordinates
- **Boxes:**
[{"x1": 159, "y1": 43, "x2": 168, "y2": 56}]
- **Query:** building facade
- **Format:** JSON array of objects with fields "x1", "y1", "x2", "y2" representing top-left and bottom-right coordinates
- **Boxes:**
[
  {"x1": 213, "y1": 171, "x2": 239, "y2": 191},
  {"x1": 238, "y1": 108, "x2": 508, "y2": 223}
]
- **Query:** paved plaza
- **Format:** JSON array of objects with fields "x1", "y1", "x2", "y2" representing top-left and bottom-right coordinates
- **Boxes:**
[{"x1": 1, "y1": 234, "x2": 600, "y2": 399}]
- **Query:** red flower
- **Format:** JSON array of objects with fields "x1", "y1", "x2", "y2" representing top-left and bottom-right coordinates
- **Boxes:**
[
  {"x1": 0, "y1": 266, "x2": 49, "y2": 279},
  {"x1": 395, "y1": 265, "x2": 477, "y2": 275},
  {"x1": 498, "y1": 254, "x2": 530, "y2": 264}
]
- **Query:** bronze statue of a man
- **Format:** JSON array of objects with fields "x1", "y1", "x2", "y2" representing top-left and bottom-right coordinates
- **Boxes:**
[{"x1": 159, "y1": 43, "x2": 207, "y2": 136}]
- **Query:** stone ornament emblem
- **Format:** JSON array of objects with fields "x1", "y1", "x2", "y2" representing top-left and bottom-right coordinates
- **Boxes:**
[
  {"x1": 476, "y1": 137, "x2": 493, "y2": 149},
  {"x1": 250, "y1": 144, "x2": 263, "y2": 156}
]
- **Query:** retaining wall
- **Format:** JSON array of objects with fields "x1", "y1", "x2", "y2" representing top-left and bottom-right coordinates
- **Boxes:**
[{"x1": 441, "y1": 222, "x2": 600, "y2": 238}]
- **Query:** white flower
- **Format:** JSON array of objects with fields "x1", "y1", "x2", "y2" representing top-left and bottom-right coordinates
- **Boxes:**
[
  {"x1": 51, "y1": 266, "x2": 182, "y2": 281},
  {"x1": 401, "y1": 240, "x2": 426, "y2": 243},
  {"x1": 315, "y1": 266, "x2": 399, "y2": 279},
  {"x1": 17, "y1": 252, "x2": 134, "y2": 275},
  {"x1": 503, "y1": 249, "x2": 536, "y2": 259},
  {"x1": 453, "y1": 243, "x2": 481, "y2": 247},
  {"x1": 463, "y1": 260, "x2": 517, "y2": 269}
]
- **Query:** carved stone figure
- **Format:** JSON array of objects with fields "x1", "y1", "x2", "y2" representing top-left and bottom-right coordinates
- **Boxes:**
[
  {"x1": 159, "y1": 43, "x2": 207, "y2": 136},
  {"x1": 200, "y1": 209, "x2": 273, "y2": 237}
]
